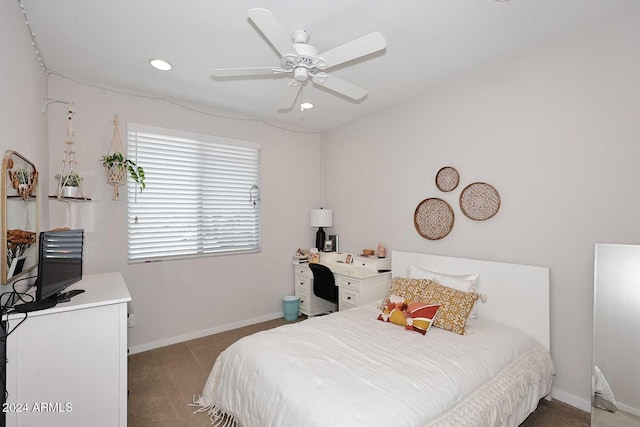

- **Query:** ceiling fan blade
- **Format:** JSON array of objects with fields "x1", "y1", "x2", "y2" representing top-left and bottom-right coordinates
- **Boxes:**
[
  {"x1": 313, "y1": 74, "x2": 367, "y2": 100},
  {"x1": 248, "y1": 8, "x2": 295, "y2": 58},
  {"x1": 277, "y1": 81, "x2": 302, "y2": 110},
  {"x1": 317, "y1": 32, "x2": 386, "y2": 69},
  {"x1": 211, "y1": 67, "x2": 281, "y2": 78}
]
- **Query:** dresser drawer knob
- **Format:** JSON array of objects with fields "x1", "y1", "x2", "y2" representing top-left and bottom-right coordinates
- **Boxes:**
[{"x1": 347, "y1": 296, "x2": 351, "y2": 300}]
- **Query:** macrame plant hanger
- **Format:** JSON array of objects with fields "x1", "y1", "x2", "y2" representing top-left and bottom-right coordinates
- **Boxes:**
[
  {"x1": 104, "y1": 114, "x2": 127, "y2": 200},
  {"x1": 55, "y1": 104, "x2": 87, "y2": 199}
]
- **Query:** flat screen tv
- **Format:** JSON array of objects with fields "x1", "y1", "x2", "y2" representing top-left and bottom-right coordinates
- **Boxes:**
[{"x1": 13, "y1": 229, "x2": 84, "y2": 313}]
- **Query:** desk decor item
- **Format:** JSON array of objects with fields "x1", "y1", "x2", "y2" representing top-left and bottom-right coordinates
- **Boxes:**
[
  {"x1": 414, "y1": 198, "x2": 454, "y2": 240},
  {"x1": 310, "y1": 208, "x2": 333, "y2": 251},
  {"x1": 435, "y1": 166, "x2": 460, "y2": 192},
  {"x1": 328, "y1": 234, "x2": 339, "y2": 252},
  {"x1": 459, "y1": 182, "x2": 500, "y2": 221}
]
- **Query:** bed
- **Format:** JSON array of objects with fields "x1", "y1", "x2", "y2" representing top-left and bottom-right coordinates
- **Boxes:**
[{"x1": 195, "y1": 251, "x2": 555, "y2": 426}]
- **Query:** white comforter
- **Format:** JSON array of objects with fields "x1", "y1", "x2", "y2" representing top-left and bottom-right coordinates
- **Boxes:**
[{"x1": 197, "y1": 304, "x2": 554, "y2": 427}]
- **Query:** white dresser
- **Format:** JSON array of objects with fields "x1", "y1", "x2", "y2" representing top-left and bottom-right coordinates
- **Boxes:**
[
  {"x1": 293, "y1": 253, "x2": 391, "y2": 315},
  {"x1": 3, "y1": 272, "x2": 131, "y2": 427}
]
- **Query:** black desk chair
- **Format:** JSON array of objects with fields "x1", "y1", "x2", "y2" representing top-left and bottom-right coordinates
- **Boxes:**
[{"x1": 309, "y1": 263, "x2": 339, "y2": 311}]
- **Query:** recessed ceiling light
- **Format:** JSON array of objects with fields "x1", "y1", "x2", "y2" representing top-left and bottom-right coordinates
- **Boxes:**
[
  {"x1": 149, "y1": 58, "x2": 172, "y2": 71},
  {"x1": 300, "y1": 102, "x2": 314, "y2": 111}
]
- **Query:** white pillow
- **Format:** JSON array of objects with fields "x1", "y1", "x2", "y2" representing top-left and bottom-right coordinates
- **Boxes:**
[{"x1": 407, "y1": 265, "x2": 485, "y2": 319}]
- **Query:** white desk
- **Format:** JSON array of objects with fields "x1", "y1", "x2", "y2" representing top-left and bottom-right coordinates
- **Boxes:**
[
  {"x1": 293, "y1": 253, "x2": 391, "y2": 315},
  {"x1": 3, "y1": 272, "x2": 131, "y2": 427}
]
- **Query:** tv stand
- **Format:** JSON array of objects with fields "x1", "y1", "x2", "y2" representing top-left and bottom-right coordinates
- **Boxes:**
[{"x1": 3, "y1": 273, "x2": 130, "y2": 427}]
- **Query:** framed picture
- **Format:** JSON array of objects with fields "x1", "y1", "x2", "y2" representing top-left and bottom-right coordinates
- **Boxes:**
[
  {"x1": 324, "y1": 235, "x2": 338, "y2": 252},
  {"x1": 328, "y1": 234, "x2": 339, "y2": 252},
  {"x1": 345, "y1": 254, "x2": 352, "y2": 264}
]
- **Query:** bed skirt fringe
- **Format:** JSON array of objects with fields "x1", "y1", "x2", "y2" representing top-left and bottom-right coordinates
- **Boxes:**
[
  {"x1": 424, "y1": 346, "x2": 556, "y2": 427},
  {"x1": 191, "y1": 395, "x2": 241, "y2": 427}
]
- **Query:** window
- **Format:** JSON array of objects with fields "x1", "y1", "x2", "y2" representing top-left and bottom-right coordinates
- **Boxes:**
[{"x1": 126, "y1": 123, "x2": 261, "y2": 263}]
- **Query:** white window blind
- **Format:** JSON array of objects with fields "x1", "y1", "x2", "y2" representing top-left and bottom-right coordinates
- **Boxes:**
[{"x1": 126, "y1": 123, "x2": 261, "y2": 263}]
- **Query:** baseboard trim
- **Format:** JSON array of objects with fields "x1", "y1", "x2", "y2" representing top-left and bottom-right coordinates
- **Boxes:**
[
  {"x1": 552, "y1": 387, "x2": 591, "y2": 412},
  {"x1": 616, "y1": 402, "x2": 640, "y2": 418},
  {"x1": 128, "y1": 311, "x2": 284, "y2": 355}
]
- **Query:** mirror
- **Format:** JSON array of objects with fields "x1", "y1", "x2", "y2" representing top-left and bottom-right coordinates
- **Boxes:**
[
  {"x1": 592, "y1": 244, "x2": 640, "y2": 426},
  {"x1": 1, "y1": 150, "x2": 38, "y2": 284}
]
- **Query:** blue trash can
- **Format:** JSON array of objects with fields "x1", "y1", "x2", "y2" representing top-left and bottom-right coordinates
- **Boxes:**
[{"x1": 283, "y1": 295, "x2": 300, "y2": 321}]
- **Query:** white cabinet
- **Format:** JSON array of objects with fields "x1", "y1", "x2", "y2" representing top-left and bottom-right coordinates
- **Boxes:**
[
  {"x1": 293, "y1": 265, "x2": 337, "y2": 316},
  {"x1": 3, "y1": 272, "x2": 131, "y2": 427}
]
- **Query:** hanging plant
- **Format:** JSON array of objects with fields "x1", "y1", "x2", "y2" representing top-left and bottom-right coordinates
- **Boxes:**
[
  {"x1": 55, "y1": 171, "x2": 82, "y2": 198},
  {"x1": 103, "y1": 114, "x2": 146, "y2": 200},
  {"x1": 15, "y1": 168, "x2": 30, "y2": 184},
  {"x1": 102, "y1": 152, "x2": 145, "y2": 192},
  {"x1": 55, "y1": 171, "x2": 82, "y2": 187}
]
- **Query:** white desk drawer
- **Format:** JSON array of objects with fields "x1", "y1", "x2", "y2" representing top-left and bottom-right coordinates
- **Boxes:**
[
  {"x1": 352, "y1": 256, "x2": 390, "y2": 272},
  {"x1": 295, "y1": 275, "x2": 311, "y2": 293},
  {"x1": 340, "y1": 289, "x2": 359, "y2": 306},
  {"x1": 297, "y1": 289, "x2": 310, "y2": 313},
  {"x1": 294, "y1": 265, "x2": 312, "y2": 278},
  {"x1": 336, "y1": 276, "x2": 362, "y2": 292}
]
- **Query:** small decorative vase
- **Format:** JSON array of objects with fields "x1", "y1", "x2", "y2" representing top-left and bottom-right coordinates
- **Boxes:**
[{"x1": 62, "y1": 186, "x2": 79, "y2": 198}]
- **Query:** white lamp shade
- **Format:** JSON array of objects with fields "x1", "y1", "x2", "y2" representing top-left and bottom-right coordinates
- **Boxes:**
[{"x1": 310, "y1": 209, "x2": 333, "y2": 227}]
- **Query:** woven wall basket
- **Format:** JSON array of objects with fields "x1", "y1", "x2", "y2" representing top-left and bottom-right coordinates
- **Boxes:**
[
  {"x1": 414, "y1": 198, "x2": 455, "y2": 240},
  {"x1": 459, "y1": 182, "x2": 501, "y2": 221},
  {"x1": 435, "y1": 166, "x2": 460, "y2": 192}
]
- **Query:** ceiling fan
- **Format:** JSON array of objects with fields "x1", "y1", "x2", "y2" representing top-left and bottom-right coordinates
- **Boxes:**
[{"x1": 211, "y1": 8, "x2": 387, "y2": 110}]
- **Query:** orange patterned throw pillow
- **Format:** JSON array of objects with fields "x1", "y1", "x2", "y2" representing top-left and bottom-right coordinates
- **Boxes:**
[
  {"x1": 377, "y1": 294, "x2": 440, "y2": 335},
  {"x1": 379, "y1": 277, "x2": 435, "y2": 309},
  {"x1": 421, "y1": 282, "x2": 480, "y2": 335}
]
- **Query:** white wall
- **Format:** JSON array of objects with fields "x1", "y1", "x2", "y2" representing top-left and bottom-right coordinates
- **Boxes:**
[
  {"x1": 0, "y1": 1, "x2": 49, "y2": 290},
  {"x1": 323, "y1": 13, "x2": 640, "y2": 410},
  {"x1": 47, "y1": 76, "x2": 321, "y2": 352}
]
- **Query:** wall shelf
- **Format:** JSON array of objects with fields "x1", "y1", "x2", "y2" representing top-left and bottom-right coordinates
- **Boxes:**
[
  {"x1": 7, "y1": 196, "x2": 36, "y2": 200},
  {"x1": 49, "y1": 196, "x2": 91, "y2": 203}
]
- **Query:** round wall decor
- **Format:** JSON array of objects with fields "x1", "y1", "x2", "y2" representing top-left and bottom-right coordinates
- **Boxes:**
[
  {"x1": 435, "y1": 166, "x2": 460, "y2": 192},
  {"x1": 459, "y1": 182, "x2": 500, "y2": 221},
  {"x1": 414, "y1": 198, "x2": 455, "y2": 240}
]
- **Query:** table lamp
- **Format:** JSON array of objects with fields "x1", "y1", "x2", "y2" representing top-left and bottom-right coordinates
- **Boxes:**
[{"x1": 310, "y1": 208, "x2": 333, "y2": 251}]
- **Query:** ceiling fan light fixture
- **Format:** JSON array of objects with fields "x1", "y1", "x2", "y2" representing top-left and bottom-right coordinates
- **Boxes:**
[
  {"x1": 149, "y1": 58, "x2": 172, "y2": 71},
  {"x1": 300, "y1": 102, "x2": 314, "y2": 111},
  {"x1": 293, "y1": 67, "x2": 309, "y2": 82}
]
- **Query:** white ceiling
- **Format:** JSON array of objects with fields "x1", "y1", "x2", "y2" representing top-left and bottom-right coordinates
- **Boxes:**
[{"x1": 21, "y1": 0, "x2": 639, "y2": 132}]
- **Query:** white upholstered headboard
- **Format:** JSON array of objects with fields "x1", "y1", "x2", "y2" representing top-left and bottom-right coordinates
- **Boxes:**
[{"x1": 392, "y1": 251, "x2": 550, "y2": 351}]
